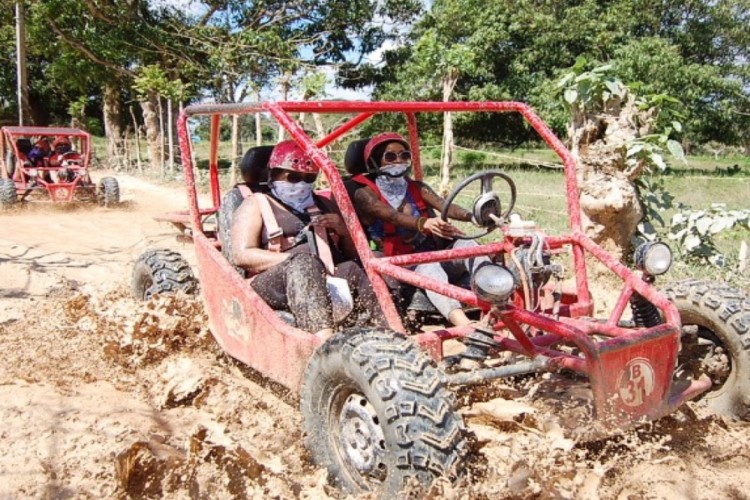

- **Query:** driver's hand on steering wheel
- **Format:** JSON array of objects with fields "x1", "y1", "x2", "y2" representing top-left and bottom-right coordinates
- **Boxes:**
[{"x1": 423, "y1": 217, "x2": 464, "y2": 239}]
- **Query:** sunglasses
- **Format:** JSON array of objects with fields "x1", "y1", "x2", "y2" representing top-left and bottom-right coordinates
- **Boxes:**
[
  {"x1": 382, "y1": 150, "x2": 412, "y2": 163},
  {"x1": 278, "y1": 170, "x2": 318, "y2": 184}
]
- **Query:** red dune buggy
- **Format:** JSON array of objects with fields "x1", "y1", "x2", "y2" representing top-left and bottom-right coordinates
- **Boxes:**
[
  {"x1": 0, "y1": 126, "x2": 119, "y2": 208},
  {"x1": 132, "y1": 101, "x2": 750, "y2": 496}
]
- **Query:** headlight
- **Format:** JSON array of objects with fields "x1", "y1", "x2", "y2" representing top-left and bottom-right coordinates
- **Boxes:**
[
  {"x1": 471, "y1": 263, "x2": 517, "y2": 305},
  {"x1": 28, "y1": 168, "x2": 38, "y2": 177},
  {"x1": 634, "y1": 242, "x2": 672, "y2": 276}
]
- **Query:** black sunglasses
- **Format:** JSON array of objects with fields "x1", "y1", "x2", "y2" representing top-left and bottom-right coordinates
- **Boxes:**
[
  {"x1": 279, "y1": 170, "x2": 318, "y2": 184},
  {"x1": 382, "y1": 150, "x2": 412, "y2": 162}
]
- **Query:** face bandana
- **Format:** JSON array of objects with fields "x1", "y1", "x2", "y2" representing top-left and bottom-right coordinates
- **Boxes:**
[
  {"x1": 375, "y1": 163, "x2": 410, "y2": 209},
  {"x1": 271, "y1": 180, "x2": 315, "y2": 213}
]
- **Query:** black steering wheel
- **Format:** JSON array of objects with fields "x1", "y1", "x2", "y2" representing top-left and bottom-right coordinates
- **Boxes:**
[{"x1": 440, "y1": 170, "x2": 517, "y2": 240}]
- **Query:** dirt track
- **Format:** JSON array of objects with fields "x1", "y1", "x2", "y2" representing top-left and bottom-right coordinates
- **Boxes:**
[{"x1": 1, "y1": 174, "x2": 749, "y2": 498}]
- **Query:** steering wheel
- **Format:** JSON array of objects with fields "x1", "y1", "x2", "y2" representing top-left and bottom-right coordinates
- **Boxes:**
[{"x1": 440, "y1": 170, "x2": 517, "y2": 240}]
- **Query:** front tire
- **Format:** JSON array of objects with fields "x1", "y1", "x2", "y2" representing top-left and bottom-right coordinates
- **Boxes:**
[
  {"x1": 98, "y1": 177, "x2": 120, "y2": 206},
  {"x1": 301, "y1": 328, "x2": 466, "y2": 496},
  {"x1": 663, "y1": 279, "x2": 750, "y2": 419},
  {"x1": 131, "y1": 249, "x2": 198, "y2": 300},
  {"x1": 0, "y1": 178, "x2": 17, "y2": 209}
]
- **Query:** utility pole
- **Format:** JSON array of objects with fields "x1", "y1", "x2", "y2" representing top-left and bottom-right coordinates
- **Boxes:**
[{"x1": 16, "y1": 1, "x2": 30, "y2": 125}]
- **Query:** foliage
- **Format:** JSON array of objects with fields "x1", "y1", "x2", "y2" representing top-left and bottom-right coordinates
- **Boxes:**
[
  {"x1": 668, "y1": 204, "x2": 750, "y2": 265},
  {"x1": 348, "y1": 0, "x2": 749, "y2": 150}
]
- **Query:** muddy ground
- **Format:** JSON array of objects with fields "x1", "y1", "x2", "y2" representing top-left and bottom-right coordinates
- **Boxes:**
[{"x1": 1, "y1": 174, "x2": 749, "y2": 499}]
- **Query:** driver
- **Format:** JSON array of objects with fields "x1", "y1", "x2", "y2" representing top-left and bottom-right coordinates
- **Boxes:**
[
  {"x1": 231, "y1": 140, "x2": 387, "y2": 339},
  {"x1": 351, "y1": 132, "x2": 487, "y2": 326}
]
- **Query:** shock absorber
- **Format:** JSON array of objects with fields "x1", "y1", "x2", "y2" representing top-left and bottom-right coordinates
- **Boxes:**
[{"x1": 629, "y1": 292, "x2": 663, "y2": 327}]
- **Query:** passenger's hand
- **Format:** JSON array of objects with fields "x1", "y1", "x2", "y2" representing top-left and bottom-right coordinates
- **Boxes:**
[
  {"x1": 312, "y1": 214, "x2": 348, "y2": 237},
  {"x1": 423, "y1": 217, "x2": 464, "y2": 239}
]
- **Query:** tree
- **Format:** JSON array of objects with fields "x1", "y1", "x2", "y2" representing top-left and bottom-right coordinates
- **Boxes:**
[
  {"x1": 558, "y1": 60, "x2": 685, "y2": 260},
  {"x1": 350, "y1": 0, "x2": 749, "y2": 152}
]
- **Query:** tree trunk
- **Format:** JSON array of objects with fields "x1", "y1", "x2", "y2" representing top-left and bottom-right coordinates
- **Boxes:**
[
  {"x1": 103, "y1": 81, "x2": 125, "y2": 166},
  {"x1": 167, "y1": 98, "x2": 175, "y2": 174},
  {"x1": 439, "y1": 69, "x2": 459, "y2": 195},
  {"x1": 140, "y1": 90, "x2": 162, "y2": 174},
  {"x1": 277, "y1": 73, "x2": 291, "y2": 141},
  {"x1": 129, "y1": 105, "x2": 142, "y2": 173},
  {"x1": 569, "y1": 92, "x2": 655, "y2": 261},
  {"x1": 255, "y1": 88, "x2": 263, "y2": 146},
  {"x1": 15, "y1": 1, "x2": 31, "y2": 125},
  {"x1": 230, "y1": 114, "x2": 242, "y2": 185}
]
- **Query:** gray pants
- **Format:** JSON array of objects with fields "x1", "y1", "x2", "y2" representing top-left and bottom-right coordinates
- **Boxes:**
[{"x1": 413, "y1": 239, "x2": 489, "y2": 319}]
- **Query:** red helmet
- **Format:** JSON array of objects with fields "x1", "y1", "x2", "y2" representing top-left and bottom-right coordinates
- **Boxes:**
[
  {"x1": 268, "y1": 140, "x2": 318, "y2": 173},
  {"x1": 364, "y1": 132, "x2": 409, "y2": 169},
  {"x1": 52, "y1": 136, "x2": 72, "y2": 153}
]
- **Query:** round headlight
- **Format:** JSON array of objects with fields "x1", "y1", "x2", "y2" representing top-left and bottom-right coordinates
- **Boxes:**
[
  {"x1": 634, "y1": 242, "x2": 672, "y2": 276},
  {"x1": 471, "y1": 263, "x2": 517, "y2": 305},
  {"x1": 28, "y1": 168, "x2": 38, "y2": 177}
]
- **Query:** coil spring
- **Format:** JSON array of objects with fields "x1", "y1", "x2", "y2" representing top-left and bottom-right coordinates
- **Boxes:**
[{"x1": 629, "y1": 292, "x2": 663, "y2": 327}]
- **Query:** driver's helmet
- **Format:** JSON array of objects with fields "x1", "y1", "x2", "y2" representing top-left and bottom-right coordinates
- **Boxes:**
[
  {"x1": 268, "y1": 140, "x2": 318, "y2": 173},
  {"x1": 364, "y1": 132, "x2": 410, "y2": 172},
  {"x1": 52, "y1": 137, "x2": 72, "y2": 155}
]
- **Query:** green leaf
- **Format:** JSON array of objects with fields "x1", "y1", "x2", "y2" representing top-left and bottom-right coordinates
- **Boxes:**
[
  {"x1": 651, "y1": 153, "x2": 667, "y2": 171},
  {"x1": 671, "y1": 121, "x2": 682, "y2": 132},
  {"x1": 564, "y1": 88, "x2": 578, "y2": 104},
  {"x1": 666, "y1": 140, "x2": 685, "y2": 161},
  {"x1": 684, "y1": 234, "x2": 701, "y2": 250}
]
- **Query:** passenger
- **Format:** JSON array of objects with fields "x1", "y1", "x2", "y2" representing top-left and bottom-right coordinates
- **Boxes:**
[
  {"x1": 351, "y1": 132, "x2": 487, "y2": 327},
  {"x1": 27, "y1": 138, "x2": 51, "y2": 167},
  {"x1": 231, "y1": 140, "x2": 387, "y2": 338}
]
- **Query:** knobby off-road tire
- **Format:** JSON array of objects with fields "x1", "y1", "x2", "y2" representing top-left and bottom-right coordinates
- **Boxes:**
[
  {"x1": 301, "y1": 328, "x2": 466, "y2": 496},
  {"x1": 0, "y1": 178, "x2": 17, "y2": 209},
  {"x1": 4, "y1": 151, "x2": 16, "y2": 179},
  {"x1": 98, "y1": 177, "x2": 120, "y2": 206},
  {"x1": 131, "y1": 249, "x2": 198, "y2": 300},
  {"x1": 663, "y1": 279, "x2": 750, "y2": 419}
]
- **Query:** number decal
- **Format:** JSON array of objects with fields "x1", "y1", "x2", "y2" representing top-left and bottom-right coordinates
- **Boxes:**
[{"x1": 617, "y1": 358, "x2": 655, "y2": 407}]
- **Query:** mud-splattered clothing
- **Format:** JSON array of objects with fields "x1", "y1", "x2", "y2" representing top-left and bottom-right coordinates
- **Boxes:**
[{"x1": 249, "y1": 193, "x2": 386, "y2": 331}]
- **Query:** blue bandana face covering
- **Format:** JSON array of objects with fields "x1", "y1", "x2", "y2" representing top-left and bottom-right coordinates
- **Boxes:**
[{"x1": 375, "y1": 164, "x2": 410, "y2": 209}]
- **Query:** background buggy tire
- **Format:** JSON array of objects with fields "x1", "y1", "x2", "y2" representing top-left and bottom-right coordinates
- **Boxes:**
[
  {"x1": 663, "y1": 279, "x2": 750, "y2": 419},
  {"x1": 4, "y1": 151, "x2": 16, "y2": 179},
  {"x1": 0, "y1": 178, "x2": 17, "y2": 208},
  {"x1": 98, "y1": 177, "x2": 120, "y2": 206},
  {"x1": 131, "y1": 249, "x2": 198, "y2": 300},
  {"x1": 301, "y1": 328, "x2": 466, "y2": 496}
]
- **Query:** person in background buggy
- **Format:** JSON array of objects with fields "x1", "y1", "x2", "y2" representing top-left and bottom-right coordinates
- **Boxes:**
[{"x1": 49, "y1": 136, "x2": 80, "y2": 181}]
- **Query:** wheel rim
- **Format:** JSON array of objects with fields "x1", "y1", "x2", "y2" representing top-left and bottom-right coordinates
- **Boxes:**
[
  {"x1": 333, "y1": 390, "x2": 387, "y2": 486},
  {"x1": 680, "y1": 324, "x2": 732, "y2": 390}
]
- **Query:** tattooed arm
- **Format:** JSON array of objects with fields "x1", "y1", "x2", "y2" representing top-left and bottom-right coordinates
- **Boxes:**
[
  {"x1": 354, "y1": 184, "x2": 463, "y2": 239},
  {"x1": 417, "y1": 181, "x2": 473, "y2": 222}
]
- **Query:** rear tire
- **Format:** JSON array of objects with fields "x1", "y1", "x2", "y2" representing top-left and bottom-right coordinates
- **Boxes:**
[
  {"x1": 131, "y1": 249, "x2": 198, "y2": 300},
  {"x1": 301, "y1": 328, "x2": 466, "y2": 496},
  {"x1": 99, "y1": 177, "x2": 120, "y2": 206},
  {"x1": 0, "y1": 178, "x2": 17, "y2": 209},
  {"x1": 663, "y1": 279, "x2": 750, "y2": 419}
]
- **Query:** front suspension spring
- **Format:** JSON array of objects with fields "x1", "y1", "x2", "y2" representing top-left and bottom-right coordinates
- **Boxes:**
[{"x1": 629, "y1": 292, "x2": 663, "y2": 327}]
